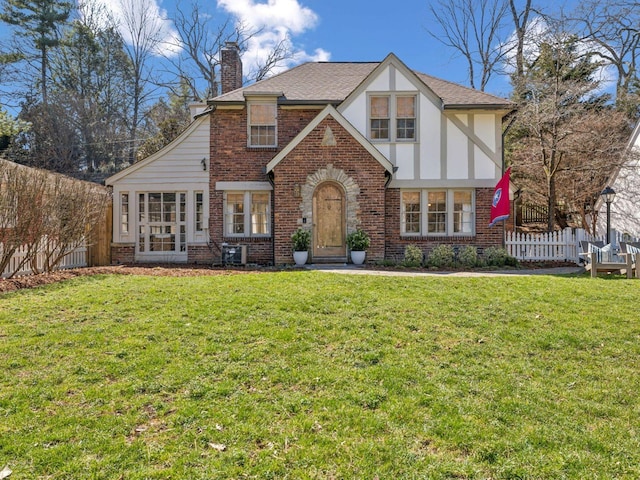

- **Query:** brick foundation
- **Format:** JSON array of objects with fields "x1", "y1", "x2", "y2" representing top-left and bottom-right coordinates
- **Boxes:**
[{"x1": 111, "y1": 243, "x2": 135, "y2": 264}]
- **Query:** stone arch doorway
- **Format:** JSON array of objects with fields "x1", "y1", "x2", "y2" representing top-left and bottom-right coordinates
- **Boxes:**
[{"x1": 312, "y1": 182, "x2": 346, "y2": 261}]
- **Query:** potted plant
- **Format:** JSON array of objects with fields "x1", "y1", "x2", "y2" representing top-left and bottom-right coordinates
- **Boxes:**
[
  {"x1": 346, "y1": 228, "x2": 370, "y2": 265},
  {"x1": 291, "y1": 227, "x2": 311, "y2": 265}
]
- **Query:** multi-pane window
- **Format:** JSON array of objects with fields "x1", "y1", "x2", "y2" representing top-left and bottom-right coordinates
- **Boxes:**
[
  {"x1": 251, "y1": 193, "x2": 269, "y2": 235},
  {"x1": 369, "y1": 94, "x2": 417, "y2": 142},
  {"x1": 427, "y1": 191, "x2": 447, "y2": 234},
  {"x1": 225, "y1": 193, "x2": 245, "y2": 235},
  {"x1": 224, "y1": 191, "x2": 270, "y2": 237},
  {"x1": 370, "y1": 96, "x2": 390, "y2": 140},
  {"x1": 195, "y1": 191, "x2": 204, "y2": 232},
  {"x1": 396, "y1": 96, "x2": 416, "y2": 140},
  {"x1": 453, "y1": 191, "x2": 474, "y2": 234},
  {"x1": 401, "y1": 191, "x2": 421, "y2": 234},
  {"x1": 401, "y1": 190, "x2": 475, "y2": 236},
  {"x1": 249, "y1": 103, "x2": 277, "y2": 147},
  {"x1": 120, "y1": 193, "x2": 129, "y2": 234},
  {"x1": 138, "y1": 192, "x2": 186, "y2": 253}
]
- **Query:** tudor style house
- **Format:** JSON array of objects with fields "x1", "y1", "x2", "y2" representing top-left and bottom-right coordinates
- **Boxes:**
[{"x1": 107, "y1": 43, "x2": 513, "y2": 265}]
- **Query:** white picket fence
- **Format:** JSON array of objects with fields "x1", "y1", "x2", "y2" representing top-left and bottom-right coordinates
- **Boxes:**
[
  {"x1": 1, "y1": 243, "x2": 88, "y2": 278},
  {"x1": 505, "y1": 228, "x2": 638, "y2": 264}
]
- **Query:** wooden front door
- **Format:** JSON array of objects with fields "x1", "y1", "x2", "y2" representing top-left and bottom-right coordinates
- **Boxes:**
[{"x1": 313, "y1": 182, "x2": 346, "y2": 259}]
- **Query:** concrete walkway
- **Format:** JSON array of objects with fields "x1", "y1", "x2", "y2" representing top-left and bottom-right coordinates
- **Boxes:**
[{"x1": 304, "y1": 264, "x2": 585, "y2": 277}]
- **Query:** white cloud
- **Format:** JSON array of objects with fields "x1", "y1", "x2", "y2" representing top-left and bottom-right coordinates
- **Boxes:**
[
  {"x1": 217, "y1": 0, "x2": 330, "y2": 76},
  {"x1": 84, "y1": 0, "x2": 181, "y2": 56}
]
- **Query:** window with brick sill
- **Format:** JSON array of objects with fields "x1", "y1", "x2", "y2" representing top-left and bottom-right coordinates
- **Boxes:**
[
  {"x1": 401, "y1": 189, "x2": 475, "y2": 236},
  {"x1": 224, "y1": 191, "x2": 271, "y2": 237}
]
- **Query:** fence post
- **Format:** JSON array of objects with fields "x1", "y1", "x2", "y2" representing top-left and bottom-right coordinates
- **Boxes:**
[{"x1": 574, "y1": 228, "x2": 587, "y2": 265}]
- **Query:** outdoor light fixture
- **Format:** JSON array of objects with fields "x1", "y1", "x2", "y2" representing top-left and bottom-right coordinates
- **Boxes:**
[
  {"x1": 201, "y1": 158, "x2": 207, "y2": 171},
  {"x1": 601, "y1": 186, "x2": 616, "y2": 244}
]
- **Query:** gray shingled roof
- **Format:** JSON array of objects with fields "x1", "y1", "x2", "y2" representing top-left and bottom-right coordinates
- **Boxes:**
[{"x1": 211, "y1": 61, "x2": 512, "y2": 109}]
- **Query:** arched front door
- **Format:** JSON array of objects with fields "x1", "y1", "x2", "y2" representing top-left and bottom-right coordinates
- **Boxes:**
[{"x1": 312, "y1": 182, "x2": 346, "y2": 261}]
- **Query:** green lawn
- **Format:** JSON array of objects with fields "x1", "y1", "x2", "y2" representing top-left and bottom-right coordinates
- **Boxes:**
[{"x1": 1, "y1": 271, "x2": 639, "y2": 479}]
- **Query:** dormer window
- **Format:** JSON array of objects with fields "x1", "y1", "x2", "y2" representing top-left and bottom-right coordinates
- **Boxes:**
[
  {"x1": 248, "y1": 101, "x2": 277, "y2": 147},
  {"x1": 369, "y1": 93, "x2": 417, "y2": 142}
]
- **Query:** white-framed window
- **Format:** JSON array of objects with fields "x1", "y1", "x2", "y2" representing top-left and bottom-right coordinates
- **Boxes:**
[
  {"x1": 369, "y1": 93, "x2": 417, "y2": 142},
  {"x1": 224, "y1": 191, "x2": 270, "y2": 237},
  {"x1": 401, "y1": 189, "x2": 475, "y2": 236},
  {"x1": 195, "y1": 191, "x2": 204, "y2": 232},
  {"x1": 370, "y1": 96, "x2": 390, "y2": 140},
  {"x1": 120, "y1": 193, "x2": 129, "y2": 234},
  {"x1": 248, "y1": 102, "x2": 277, "y2": 147},
  {"x1": 396, "y1": 95, "x2": 416, "y2": 140},
  {"x1": 138, "y1": 192, "x2": 187, "y2": 253}
]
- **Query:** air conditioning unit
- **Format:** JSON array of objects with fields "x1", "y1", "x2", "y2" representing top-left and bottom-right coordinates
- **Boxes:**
[{"x1": 221, "y1": 244, "x2": 247, "y2": 265}]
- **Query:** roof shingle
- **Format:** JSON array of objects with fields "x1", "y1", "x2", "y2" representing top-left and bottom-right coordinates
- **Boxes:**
[{"x1": 211, "y1": 60, "x2": 512, "y2": 109}]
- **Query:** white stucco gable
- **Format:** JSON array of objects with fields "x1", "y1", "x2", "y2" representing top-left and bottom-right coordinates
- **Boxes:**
[{"x1": 337, "y1": 53, "x2": 505, "y2": 188}]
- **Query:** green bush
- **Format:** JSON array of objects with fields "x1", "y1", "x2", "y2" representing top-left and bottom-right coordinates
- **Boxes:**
[
  {"x1": 291, "y1": 228, "x2": 311, "y2": 251},
  {"x1": 346, "y1": 228, "x2": 370, "y2": 251},
  {"x1": 402, "y1": 244, "x2": 423, "y2": 267},
  {"x1": 483, "y1": 246, "x2": 518, "y2": 267},
  {"x1": 458, "y1": 245, "x2": 479, "y2": 267},
  {"x1": 427, "y1": 244, "x2": 455, "y2": 268}
]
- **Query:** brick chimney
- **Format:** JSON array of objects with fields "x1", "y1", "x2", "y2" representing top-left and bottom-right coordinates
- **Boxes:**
[{"x1": 221, "y1": 42, "x2": 243, "y2": 95}]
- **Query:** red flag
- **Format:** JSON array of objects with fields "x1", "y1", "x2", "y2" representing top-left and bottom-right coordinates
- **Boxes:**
[{"x1": 489, "y1": 167, "x2": 511, "y2": 227}]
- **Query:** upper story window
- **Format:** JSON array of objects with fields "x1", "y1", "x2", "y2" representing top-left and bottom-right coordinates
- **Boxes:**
[
  {"x1": 396, "y1": 96, "x2": 416, "y2": 140},
  {"x1": 370, "y1": 96, "x2": 390, "y2": 140},
  {"x1": 369, "y1": 93, "x2": 417, "y2": 142},
  {"x1": 248, "y1": 102, "x2": 277, "y2": 147}
]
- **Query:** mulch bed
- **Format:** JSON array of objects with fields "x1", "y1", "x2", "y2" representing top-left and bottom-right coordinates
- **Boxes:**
[{"x1": 0, "y1": 264, "x2": 264, "y2": 294}]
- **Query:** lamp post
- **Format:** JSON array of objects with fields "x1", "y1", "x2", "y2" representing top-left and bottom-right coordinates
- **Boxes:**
[{"x1": 601, "y1": 186, "x2": 616, "y2": 244}]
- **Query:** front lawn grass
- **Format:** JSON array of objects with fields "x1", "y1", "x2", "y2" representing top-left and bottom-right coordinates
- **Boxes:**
[{"x1": 1, "y1": 271, "x2": 639, "y2": 479}]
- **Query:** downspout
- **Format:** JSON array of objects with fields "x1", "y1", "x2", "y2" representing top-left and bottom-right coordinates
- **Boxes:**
[{"x1": 267, "y1": 170, "x2": 275, "y2": 266}]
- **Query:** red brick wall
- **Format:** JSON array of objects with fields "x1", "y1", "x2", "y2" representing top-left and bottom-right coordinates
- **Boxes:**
[
  {"x1": 384, "y1": 187, "x2": 504, "y2": 262},
  {"x1": 111, "y1": 243, "x2": 134, "y2": 264},
  {"x1": 187, "y1": 245, "x2": 215, "y2": 264},
  {"x1": 209, "y1": 107, "x2": 321, "y2": 264},
  {"x1": 272, "y1": 117, "x2": 387, "y2": 265}
]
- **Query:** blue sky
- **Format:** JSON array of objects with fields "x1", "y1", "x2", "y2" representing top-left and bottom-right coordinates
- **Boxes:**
[
  {"x1": 101, "y1": 0, "x2": 515, "y2": 98},
  {"x1": 1, "y1": 0, "x2": 578, "y2": 112}
]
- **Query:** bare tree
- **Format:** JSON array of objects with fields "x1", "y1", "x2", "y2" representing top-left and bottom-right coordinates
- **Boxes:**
[
  {"x1": 426, "y1": 0, "x2": 511, "y2": 91},
  {"x1": 509, "y1": 35, "x2": 632, "y2": 232},
  {"x1": 569, "y1": 0, "x2": 640, "y2": 114},
  {"x1": 164, "y1": 1, "x2": 294, "y2": 100},
  {"x1": 114, "y1": 0, "x2": 167, "y2": 163}
]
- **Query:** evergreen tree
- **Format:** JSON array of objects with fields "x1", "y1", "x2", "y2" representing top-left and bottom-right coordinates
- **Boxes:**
[{"x1": 0, "y1": 0, "x2": 73, "y2": 104}]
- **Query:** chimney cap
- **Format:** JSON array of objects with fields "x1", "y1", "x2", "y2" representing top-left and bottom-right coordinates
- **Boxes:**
[{"x1": 224, "y1": 41, "x2": 239, "y2": 50}]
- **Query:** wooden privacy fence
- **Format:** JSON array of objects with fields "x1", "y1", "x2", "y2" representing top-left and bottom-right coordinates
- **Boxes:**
[{"x1": 505, "y1": 228, "x2": 639, "y2": 264}]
